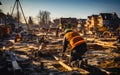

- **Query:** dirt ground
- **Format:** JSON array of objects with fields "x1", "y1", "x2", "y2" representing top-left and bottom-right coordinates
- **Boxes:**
[
  {"x1": 86, "y1": 39, "x2": 120, "y2": 75},
  {"x1": 1, "y1": 31, "x2": 120, "y2": 75}
]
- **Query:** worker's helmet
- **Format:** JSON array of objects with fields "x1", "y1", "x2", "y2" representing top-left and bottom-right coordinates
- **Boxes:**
[
  {"x1": 64, "y1": 28, "x2": 72, "y2": 34},
  {"x1": 64, "y1": 24, "x2": 72, "y2": 34}
]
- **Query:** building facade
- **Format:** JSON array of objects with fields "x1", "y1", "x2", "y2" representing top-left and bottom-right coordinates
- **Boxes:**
[{"x1": 85, "y1": 12, "x2": 120, "y2": 35}]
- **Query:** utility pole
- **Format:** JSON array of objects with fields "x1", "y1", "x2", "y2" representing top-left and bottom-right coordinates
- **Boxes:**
[{"x1": 11, "y1": 0, "x2": 29, "y2": 30}]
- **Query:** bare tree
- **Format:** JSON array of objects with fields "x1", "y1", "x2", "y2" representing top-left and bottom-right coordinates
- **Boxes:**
[{"x1": 38, "y1": 10, "x2": 51, "y2": 27}]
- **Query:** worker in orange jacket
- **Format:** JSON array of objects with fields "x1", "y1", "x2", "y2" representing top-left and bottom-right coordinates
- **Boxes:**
[{"x1": 62, "y1": 27, "x2": 88, "y2": 64}]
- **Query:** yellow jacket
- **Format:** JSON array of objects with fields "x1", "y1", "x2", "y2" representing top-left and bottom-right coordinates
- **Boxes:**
[{"x1": 65, "y1": 32, "x2": 86, "y2": 49}]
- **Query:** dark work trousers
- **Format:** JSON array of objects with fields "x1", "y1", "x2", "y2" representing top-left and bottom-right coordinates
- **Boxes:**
[{"x1": 70, "y1": 43, "x2": 87, "y2": 62}]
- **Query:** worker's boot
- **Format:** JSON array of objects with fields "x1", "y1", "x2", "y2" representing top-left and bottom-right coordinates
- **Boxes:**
[
  {"x1": 83, "y1": 58, "x2": 88, "y2": 67},
  {"x1": 78, "y1": 60, "x2": 84, "y2": 68},
  {"x1": 79, "y1": 59, "x2": 88, "y2": 68}
]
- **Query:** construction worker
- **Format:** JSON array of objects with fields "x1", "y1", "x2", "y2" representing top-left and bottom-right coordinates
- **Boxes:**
[{"x1": 62, "y1": 26, "x2": 88, "y2": 65}]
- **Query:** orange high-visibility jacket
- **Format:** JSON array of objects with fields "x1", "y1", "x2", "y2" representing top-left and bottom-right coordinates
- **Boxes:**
[{"x1": 65, "y1": 31, "x2": 86, "y2": 49}]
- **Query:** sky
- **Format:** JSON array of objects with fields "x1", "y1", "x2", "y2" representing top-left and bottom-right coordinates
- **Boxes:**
[{"x1": 0, "y1": 0, "x2": 120, "y2": 21}]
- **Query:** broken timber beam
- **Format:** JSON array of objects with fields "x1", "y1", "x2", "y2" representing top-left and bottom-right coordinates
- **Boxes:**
[
  {"x1": 10, "y1": 51, "x2": 23, "y2": 75},
  {"x1": 53, "y1": 55, "x2": 73, "y2": 71},
  {"x1": 12, "y1": 60, "x2": 23, "y2": 75},
  {"x1": 53, "y1": 55, "x2": 90, "y2": 75}
]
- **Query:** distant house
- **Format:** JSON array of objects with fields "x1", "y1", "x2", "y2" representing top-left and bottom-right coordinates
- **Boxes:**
[
  {"x1": 85, "y1": 16, "x2": 92, "y2": 31},
  {"x1": 6, "y1": 13, "x2": 18, "y2": 25},
  {"x1": 85, "y1": 16, "x2": 92, "y2": 26},
  {"x1": 53, "y1": 19, "x2": 59, "y2": 28},
  {"x1": 85, "y1": 15, "x2": 99, "y2": 33},
  {"x1": 98, "y1": 12, "x2": 119, "y2": 31},
  {"x1": 0, "y1": 12, "x2": 17, "y2": 26},
  {"x1": 85, "y1": 12, "x2": 120, "y2": 34},
  {"x1": 91, "y1": 15, "x2": 99, "y2": 27},
  {"x1": 77, "y1": 19, "x2": 86, "y2": 32},
  {"x1": 60, "y1": 17, "x2": 77, "y2": 29},
  {"x1": 98, "y1": 13, "x2": 112, "y2": 27}
]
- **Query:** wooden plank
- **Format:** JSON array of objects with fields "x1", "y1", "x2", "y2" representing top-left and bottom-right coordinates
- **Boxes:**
[
  {"x1": 73, "y1": 67, "x2": 90, "y2": 75},
  {"x1": 53, "y1": 55, "x2": 73, "y2": 71},
  {"x1": 12, "y1": 60, "x2": 21, "y2": 70},
  {"x1": 10, "y1": 51, "x2": 23, "y2": 75},
  {"x1": 53, "y1": 55, "x2": 90, "y2": 75},
  {"x1": 12, "y1": 60, "x2": 23, "y2": 75},
  {"x1": 100, "y1": 68, "x2": 111, "y2": 75}
]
